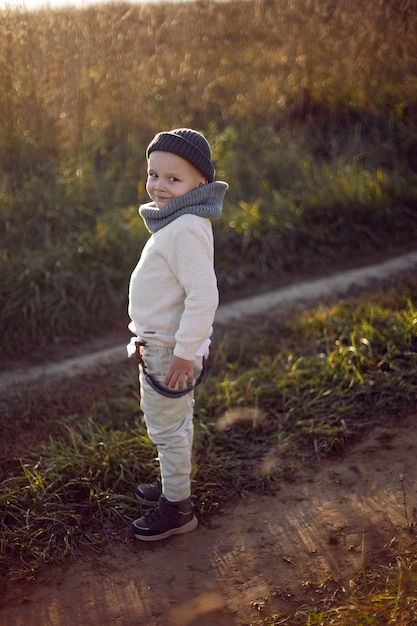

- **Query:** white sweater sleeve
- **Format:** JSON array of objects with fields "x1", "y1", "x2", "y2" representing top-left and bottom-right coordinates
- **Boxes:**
[{"x1": 167, "y1": 217, "x2": 218, "y2": 360}]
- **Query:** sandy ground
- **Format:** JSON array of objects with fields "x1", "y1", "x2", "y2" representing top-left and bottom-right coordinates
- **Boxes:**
[
  {"x1": 1, "y1": 418, "x2": 417, "y2": 625},
  {"x1": 1, "y1": 250, "x2": 417, "y2": 625}
]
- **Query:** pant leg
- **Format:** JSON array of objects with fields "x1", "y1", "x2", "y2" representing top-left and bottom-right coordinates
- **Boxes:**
[{"x1": 138, "y1": 343, "x2": 202, "y2": 502}]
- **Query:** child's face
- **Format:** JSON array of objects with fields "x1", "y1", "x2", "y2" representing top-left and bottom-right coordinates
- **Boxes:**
[{"x1": 146, "y1": 151, "x2": 208, "y2": 209}]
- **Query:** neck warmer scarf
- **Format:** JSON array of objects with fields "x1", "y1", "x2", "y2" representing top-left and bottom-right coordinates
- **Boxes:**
[{"x1": 139, "y1": 181, "x2": 228, "y2": 233}]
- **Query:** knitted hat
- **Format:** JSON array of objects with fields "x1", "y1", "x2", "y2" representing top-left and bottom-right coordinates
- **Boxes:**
[{"x1": 146, "y1": 128, "x2": 215, "y2": 183}]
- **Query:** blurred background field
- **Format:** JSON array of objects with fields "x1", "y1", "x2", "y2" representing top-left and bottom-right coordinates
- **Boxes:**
[{"x1": 1, "y1": 0, "x2": 417, "y2": 355}]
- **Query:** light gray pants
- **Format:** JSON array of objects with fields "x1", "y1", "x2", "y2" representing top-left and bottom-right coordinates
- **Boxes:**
[{"x1": 138, "y1": 342, "x2": 203, "y2": 502}]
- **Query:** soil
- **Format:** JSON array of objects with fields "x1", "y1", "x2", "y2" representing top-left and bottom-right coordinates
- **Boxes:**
[{"x1": 1, "y1": 250, "x2": 417, "y2": 626}]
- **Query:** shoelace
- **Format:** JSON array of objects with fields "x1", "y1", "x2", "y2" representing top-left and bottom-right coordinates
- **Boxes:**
[{"x1": 145, "y1": 505, "x2": 162, "y2": 523}]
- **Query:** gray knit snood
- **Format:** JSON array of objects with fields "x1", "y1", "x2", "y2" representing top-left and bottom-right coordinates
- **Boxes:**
[{"x1": 139, "y1": 181, "x2": 228, "y2": 234}]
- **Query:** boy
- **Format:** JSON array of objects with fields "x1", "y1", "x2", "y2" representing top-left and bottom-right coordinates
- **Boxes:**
[{"x1": 127, "y1": 128, "x2": 228, "y2": 541}]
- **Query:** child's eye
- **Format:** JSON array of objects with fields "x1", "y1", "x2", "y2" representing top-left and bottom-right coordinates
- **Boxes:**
[{"x1": 170, "y1": 177, "x2": 179, "y2": 182}]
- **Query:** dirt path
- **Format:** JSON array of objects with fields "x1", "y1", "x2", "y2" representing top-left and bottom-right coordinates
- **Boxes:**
[
  {"x1": 1, "y1": 250, "x2": 417, "y2": 625},
  {"x1": 2, "y1": 250, "x2": 417, "y2": 392},
  {"x1": 2, "y1": 418, "x2": 416, "y2": 625}
]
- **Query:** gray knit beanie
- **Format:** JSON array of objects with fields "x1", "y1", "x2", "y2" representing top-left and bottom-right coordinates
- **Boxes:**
[{"x1": 146, "y1": 128, "x2": 215, "y2": 183}]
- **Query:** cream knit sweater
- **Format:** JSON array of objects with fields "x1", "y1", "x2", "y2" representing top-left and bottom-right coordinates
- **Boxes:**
[{"x1": 128, "y1": 182, "x2": 228, "y2": 361}]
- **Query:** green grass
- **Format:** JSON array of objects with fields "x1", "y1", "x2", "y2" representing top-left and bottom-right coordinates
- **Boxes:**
[{"x1": 1, "y1": 274, "x2": 417, "y2": 626}]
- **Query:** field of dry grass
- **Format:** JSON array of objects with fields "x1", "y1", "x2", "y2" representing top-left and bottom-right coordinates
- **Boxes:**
[{"x1": 1, "y1": 0, "x2": 417, "y2": 353}]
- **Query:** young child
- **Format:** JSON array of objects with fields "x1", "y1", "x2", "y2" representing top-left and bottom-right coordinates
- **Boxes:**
[{"x1": 127, "y1": 128, "x2": 228, "y2": 541}]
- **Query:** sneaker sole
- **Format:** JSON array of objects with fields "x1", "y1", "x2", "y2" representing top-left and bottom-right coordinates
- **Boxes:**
[{"x1": 132, "y1": 516, "x2": 198, "y2": 542}]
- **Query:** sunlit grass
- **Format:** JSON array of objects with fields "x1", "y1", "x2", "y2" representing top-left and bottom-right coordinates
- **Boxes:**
[
  {"x1": 260, "y1": 556, "x2": 417, "y2": 625},
  {"x1": 1, "y1": 0, "x2": 417, "y2": 353}
]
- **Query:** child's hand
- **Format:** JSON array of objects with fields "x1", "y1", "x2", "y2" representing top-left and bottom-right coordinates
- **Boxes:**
[{"x1": 165, "y1": 355, "x2": 194, "y2": 390}]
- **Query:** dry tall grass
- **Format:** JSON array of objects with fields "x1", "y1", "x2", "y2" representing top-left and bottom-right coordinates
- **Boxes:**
[
  {"x1": 1, "y1": 0, "x2": 417, "y2": 353},
  {"x1": 1, "y1": 0, "x2": 416, "y2": 175}
]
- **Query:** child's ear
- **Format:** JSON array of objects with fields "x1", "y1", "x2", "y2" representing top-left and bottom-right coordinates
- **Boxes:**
[{"x1": 199, "y1": 177, "x2": 208, "y2": 186}]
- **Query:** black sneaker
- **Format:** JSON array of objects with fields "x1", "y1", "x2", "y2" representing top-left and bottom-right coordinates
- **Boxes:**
[
  {"x1": 135, "y1": 480, "x2": 162, "y2": 506},
  {"x1": 131, "y1": 496, "x2": 198, "y2": 542}
]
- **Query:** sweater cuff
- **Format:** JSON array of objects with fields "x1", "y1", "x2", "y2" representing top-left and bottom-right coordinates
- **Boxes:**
[{"x1": 174, "y1": 338, "x2": 210, "y2": 361}]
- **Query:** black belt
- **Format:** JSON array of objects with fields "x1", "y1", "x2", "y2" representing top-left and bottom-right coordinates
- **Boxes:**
[{"x1": 135, "y1": 341, "x2": 205, "y2": 398}]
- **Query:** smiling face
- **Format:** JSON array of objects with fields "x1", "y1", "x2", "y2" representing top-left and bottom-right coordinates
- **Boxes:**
[{"x1": 146, "y1": 151, "x2": 208, "y2": 209}]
